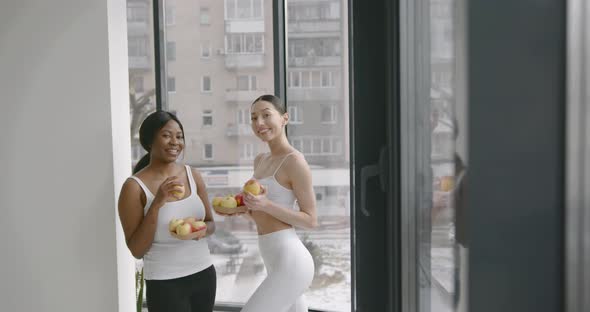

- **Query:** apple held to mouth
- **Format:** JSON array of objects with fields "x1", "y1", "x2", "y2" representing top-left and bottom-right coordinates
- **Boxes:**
[
  {"x1": 243, "y1": 179, "x2": 262, "y2": 195},
  {"x1": 170, "y1": 184, "x2": 185, "y2": 200}
]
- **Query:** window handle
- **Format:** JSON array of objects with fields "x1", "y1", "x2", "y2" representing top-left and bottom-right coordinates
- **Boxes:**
[{"x1": 359, "y1": 146, "x2": 388, "y2": 217}]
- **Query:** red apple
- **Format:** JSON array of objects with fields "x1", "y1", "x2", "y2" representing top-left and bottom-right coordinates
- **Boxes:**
[
  {"x1": 234, "y1": 193, "x2": 244, "y2": 206},
  {"x1": 190, "y1": 221, "x2": 207, "y2": 232}
]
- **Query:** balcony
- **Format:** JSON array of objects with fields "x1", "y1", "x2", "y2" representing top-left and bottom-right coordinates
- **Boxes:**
[
  {"x1": 288, "y1": 20, "x2": 341, "y2": 34},
  {"x1": 225, "y1": 53, "x2": 265, "y2": 69},
  {"x1": 226, "y1": 123, "x2": 252, "y2": 137},
  {"x1": 287, "y1": 87, "x2": 341, "y2": 102},
  {"x1": 225, "y1": 89, "x2": 267, "y2": 103},
  {"x1": 128, "y1": 56, "x2": 151, "y2": 69},
  {"x1": 225, "y1": 20, "x2": 264, "y2": 33},
  {"x1": 288, "y1": 56, "x2": 340, "y2": 67}
]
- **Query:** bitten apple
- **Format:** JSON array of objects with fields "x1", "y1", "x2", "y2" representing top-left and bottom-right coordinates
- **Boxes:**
[
  {"x1": 176, "y1": 223, "x2": 192, "y2": 236},
  {"x1": 170, "y1": 184, "x2": 185, "y2": 199},
  {"x1": 243, "y1": 179, "x2": 262, "y2": 195},
  {"x1": 234, "y1": 193, "x2": 245, "y2": 206},
  {"x1": 168, "y1": 218, "x2": 185, "y2": 232}
]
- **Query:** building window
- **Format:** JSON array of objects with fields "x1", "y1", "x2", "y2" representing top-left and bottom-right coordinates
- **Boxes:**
[
  {"x1": 237, "y1": 75, "x2": 257, "y2": 90},
  {"x1": 226, "y1": 33, "x2": 264, "y2": 54},
  {"x1": 128, "y1": 37, "x2": 148, "y2": 57},
  {"x1": 165, "y1": 5, "x2": 175, "y2": 25},
  {"x1": 203, "y1": 144, "x2": 213, "y2": 160},
  {"x1": 202, "y1": 110, "x2": 213, "y2": 126},
  {"x1": 237, "y1": 108, "x2": 250, "y2": 125},
  {"x1": 288, "y1": 105, "x2": 303, "y2": 124},
  {"x1": 202, "y1": 76, "x2": 212, "y2": 93},
  {"x1": 320, "y1": 104, "x2": 336, "y2": 123},
  {"x1": 167, "y1": 77, "x2": 176, "y2": 93},
  {"x1": 200, "y1": 7, "x2": 210, "y2": 25},
  {"x1": 289, "y1": 38, "x2": 341, "y2": 57},
  {"x1": 240, "y1": 143, "x2": 256, "y2": 160},
  {"x1": 289, "y1": 70, "x2": 337, "y2": 88},
  {"x1": 226, "y1": 0, "x2": 263, "y2": 20},
  {"x1": 127, "y1": 3, "x2": 148, "y2": 23},
  {"x1": 291, "y1": 138, "x2": 303, "y2": 152},
  {"x1": 201, "y1": 43, "x2": 211, "y2": 58},
  {"x1": 166, "y1": 41, "x2": 176, "y2": 61}
]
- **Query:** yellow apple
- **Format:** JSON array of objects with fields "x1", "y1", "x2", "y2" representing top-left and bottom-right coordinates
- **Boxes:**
[
  {"x1": 176, "y1": 223, "x2": 192, "y2": 236},
  {"x1": 220, "y1": 195, "x2": 238, "y2": 208},
  {"x1": 170, "y1": 184, "x2": 185, "y2": 199},
  {"x1": 168, "y1": 218, "x2": 185, "y2": 232},
  {"x1": 212, "y1": 196, "x2": 223, "y2": 206},
  {"x1": 243, "y1": 179, "x2": 262, "y2": 195}
]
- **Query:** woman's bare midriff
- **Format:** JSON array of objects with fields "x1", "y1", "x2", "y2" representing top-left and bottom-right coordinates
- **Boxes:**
[{"x1": 251, "y1": 210, "x2": 292, "y2": 235}]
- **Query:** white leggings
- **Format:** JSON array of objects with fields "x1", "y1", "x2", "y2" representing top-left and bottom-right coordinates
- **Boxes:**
[{"x1": 241, "y1": 228, "x2": 315, "y2": 312}]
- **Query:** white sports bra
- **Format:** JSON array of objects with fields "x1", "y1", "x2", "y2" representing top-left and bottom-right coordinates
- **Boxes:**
[{"x1": 253, "y1": 152, "x2": 298, "y2": 210}]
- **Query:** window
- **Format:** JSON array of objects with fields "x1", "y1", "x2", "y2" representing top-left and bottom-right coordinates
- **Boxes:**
[
  {"x1": 203, "y1": 144, "x2": 213, "y2": 160},
  {"x1": 237, "y1": 108, "x2": 250, "y2": 125},
  {"x1": 128, "y1": 37, "x2": 148, "y2": 57},
  {"x1": 237, "y1": 75, "x2": 257, "y2": 90},
  {"x1": 288, "y1": 137, "x2": 342, "y2": 155},
  {"x1": 167, "y1": 77, "x2": 176, "y2": 93},
  {"x1": 166, "y1": 41, "x2": 176, "y2": 61},
  {"x1": 240, "y1": 143, "x2": 256, "y2": 160},
  {"x1": 289, "y1": 71, "x2": 337, "y2": 88},
  {"x1": 289, "y1": 38, "x2": 341, "y2": 57},
  {"x1": 201, "y1": 76, "x2": 211, "y2": 93},
  {"x1": 165, "y1": 5, "x2": 175, "y2": 25},
  {"x1": 127, "y1": 3, "x2": 148, "y2": 22},
  {"x1": 288, "y1": 105, "x2": 303, "y2": 124},
  {"x1": 226, "y1": 0, "x2": 263, "y2": 20},
  {"x1": 202, "y1": 110, "x2": 213, "y2": 126},
  {"x1": 200, "y1": 7, "x2": 210, "y2": 25},
  {"x1": 320, "y1": 104, "x2": 336, "y2": 123},
  {"x1": 226, "y1": 33, "x2": 264, "y2": 54},
  {"x1": 201, "y1": 43, "x2": 211, "y2": 58}
]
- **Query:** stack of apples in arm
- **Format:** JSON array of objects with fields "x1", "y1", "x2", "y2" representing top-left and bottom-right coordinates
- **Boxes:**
[
  {"x1": 169, "y1": 217, "x2": 207, "y2": 240},
  {"x1": 212, "y1": 179, "x2": 262, "y2": 215}
]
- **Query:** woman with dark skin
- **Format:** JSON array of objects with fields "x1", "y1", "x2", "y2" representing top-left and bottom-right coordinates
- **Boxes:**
[{"x1": 118, "y1": 111, "x2": 216, "y2": 312}]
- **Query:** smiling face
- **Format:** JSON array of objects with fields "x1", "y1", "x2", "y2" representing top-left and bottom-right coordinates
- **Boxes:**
[
  {"x1": 250, "y1": 100, "x2": 289, "y2": 142},
  {"x1": 150, "y1": 120, "x2": 185, "y2": 162}
]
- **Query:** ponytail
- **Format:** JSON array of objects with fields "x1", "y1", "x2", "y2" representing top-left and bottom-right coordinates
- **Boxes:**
[{"x1": 133, "y1": 152, "x2": 150, "y2": 174}]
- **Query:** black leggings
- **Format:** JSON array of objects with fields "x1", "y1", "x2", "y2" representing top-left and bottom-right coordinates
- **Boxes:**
[{"x1": 145, "y1": 265, "x2": 217, "y2": 312}]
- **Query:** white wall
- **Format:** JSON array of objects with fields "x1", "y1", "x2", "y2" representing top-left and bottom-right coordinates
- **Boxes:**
[{"x1": 0, "y1": 1, "x2": 135, "y2": 311}]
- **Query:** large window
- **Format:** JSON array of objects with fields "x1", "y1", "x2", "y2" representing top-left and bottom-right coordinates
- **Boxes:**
[{"x1": 128, "y1": 0, "x2": 350, "y2": 310}]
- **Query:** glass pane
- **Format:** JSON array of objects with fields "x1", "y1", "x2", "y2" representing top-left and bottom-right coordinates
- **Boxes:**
[
  {"x1": 287, "y1": 0, "x2": 351, "y2": 310},
  {"x1": 161, "y1": 0, "x2": 273, "y2": 306}
]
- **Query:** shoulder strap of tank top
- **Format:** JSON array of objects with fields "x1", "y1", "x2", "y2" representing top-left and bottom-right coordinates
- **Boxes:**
[
  {"x1": 129, "y1": 176, "x2": 154, "y2": 198},
  {"x1": 184, "y1": 165, "x2": 197, "y2": 195},
  {"x1": 273, "y1": 152, "x2": 297, "y2": 176}
]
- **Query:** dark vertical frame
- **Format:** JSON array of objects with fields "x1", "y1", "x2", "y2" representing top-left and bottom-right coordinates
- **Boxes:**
[
  {"x1": 467, "y1": 1, "x2": 565, "y2": 312},
  {"x1": 272, "y1": 0, "x2": 286, "y2": 102},
  {"x1": 153, "y1": 0, "x2": 166, "y2": 111}
]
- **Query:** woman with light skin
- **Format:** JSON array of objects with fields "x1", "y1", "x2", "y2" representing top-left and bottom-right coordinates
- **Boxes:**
[
  {"x1": 229, "y1": 94, "x2": 318, "y2": 312},
  {"x1": 118, "y1": 111, "x2": 216, "y2": 312}
]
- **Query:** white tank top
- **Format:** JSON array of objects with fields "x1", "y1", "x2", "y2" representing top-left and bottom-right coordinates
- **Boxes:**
[
  {"x1": 255, "y1": 152, "x2": 298, "y2": 210},
  {"x1": 129, "y1": 165, "x2": 212, "y2": 280}
]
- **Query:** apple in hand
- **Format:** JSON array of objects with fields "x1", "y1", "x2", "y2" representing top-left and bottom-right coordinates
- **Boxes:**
[
  {"x1": 176, "y1": 223, "x2": 192, "y2": 236},
  {"x1": 184, "y1": 217, "x2": 197, "y2": 224},
  {"x1": 243, "y1": 179, "x2": 262, "y2": 195},
  {"x1": 168, "y1": 218, "x2": 185, "y2": 232},
  {"x1": 234, "y1": 193, "x2": 245, "y2": 206},
  {"x1": 220, "y1": 195, "x2": 238, "y2": 208},
  {"x1": 170, "y1": 184, "x2": 185, "y2": 200}
]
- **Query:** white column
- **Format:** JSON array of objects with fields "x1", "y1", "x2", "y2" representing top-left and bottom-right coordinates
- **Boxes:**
[{"x1": 0, "y1": 0, "x2": 134, "y2": 311}]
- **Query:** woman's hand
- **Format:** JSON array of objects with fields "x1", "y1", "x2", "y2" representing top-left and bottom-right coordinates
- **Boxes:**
[
  {"x1": 243, "y1": 187, "x2": 269, "y2": 212},
  {"x1": 154, "y1": 176, "x2": 183, "y2": 205}
]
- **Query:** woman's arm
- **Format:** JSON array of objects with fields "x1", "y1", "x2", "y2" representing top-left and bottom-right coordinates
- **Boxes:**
[
  {"x1": 192, "y1": 167, "x2": 216, "y2": 237},
  {"x1": 118, "y1": 179, "x2": 164, "y2": 259},
  {"x1": 244, "y1": 154, "x2": 318, "y2": 229}
]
